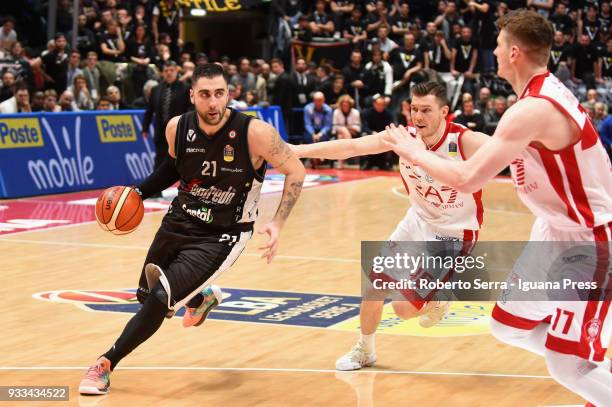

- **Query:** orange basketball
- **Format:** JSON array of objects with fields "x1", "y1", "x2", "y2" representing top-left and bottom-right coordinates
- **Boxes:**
[{"x1": 95, "y1": 186, "x2": 144, "y2": 235}]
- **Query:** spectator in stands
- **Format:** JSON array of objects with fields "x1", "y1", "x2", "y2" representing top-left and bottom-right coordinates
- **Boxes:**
[
  {"x1": 390, "y1": 2, "x2": 414, "y2": 42},
  {"x1": 142, "y1": 60, "x2": 190, "y2": 171},
  {"x1": 132, "y1": 79, "x2": 158, "y2": 109},
  {"x1": 365, "y1": 1, "x2": 390, "y2": 39},
  {"x1": 390, "y1": 33, "x2": 424, "y2": 96},
  {"x1": 360, "y1": 93, "x2": 393, "y2": 170},
  {"x1": 180, "y1": 61, "x2": 195, "y2": 83},
  {"x1": 31, "y1": 91, "x2": 44, "y2": 112},
  {"x1": 96, "y1": 96, "x2": 113, "y2": 110},
  {"x1": 465, "y1": 0, "x2": 497, "y2": 71},
  {"x1": 58, "y1": 90, "x2": 77, "y2": 111},
  {"x1": 434, "y1": 1, "x2": 464, "y2": 41},
  {"x1": 310, "y1": 0, "x2": 335, "y2": 37},
  {"x1": 69, "y1": 74, "x2": 95, "y2": 110},
  {"x1": 0, "y1": 83, "x2": 30, "y2": 113},
  {"x1": 451, "y1": 25, "x2": 478, "y2": 95},
  {"x1": 484, "y1": 96, "x2": 507, "y2": 134},
  {"x1": 476, "y1": 86, "x2": 491, "y2": 114},
  {"x1": 599, "y1": 112, "x2": 612, "y2": 158},
  {"x1": 100, "y1": 20, "x2": 126, "y2": 62},
  {"x1": 255, "y1": 62, "x2": 273, "y2": 104},
  {"x1": 549, "y1": 30, "x2": 572, "y2": 75},
  {"x1": 0, "y1": 17, "x2": 17, "y2": 55},
  {"x1": 7, "y1": 42, "x2": 34, "y2": 88},
  {"x1": 455, "y1": 99, "x2": 485, "y2": 132},
  {"x1": 363, "y1": 49, "x2": 393, "y2": 105},
  {"x1": 572, "y1": 34, "x2": 598, "y2": 90},
  {"x1": 507, "y1": 94, "x2": 518, "y2": 108},
  {"x1": 586, "y1": 88, "x2": 599, "y2": 107},
  {"x1": 304, "y1": 91, "x2": 333, "y2": 145},
  {"x1": 245, "y1": 90, "x2": 259, "y2": 107},
  {"x1": 295, "y1": 15, "x2": 314, "y2": 42},
  {"x1": 528, "y1": 0, "x2": 554, "y2": 19},
  {"x1": 0, "y1": 71, "x2": 16, "y2": 102},
  {"x1": 376, "y1": 26, "x2": 399, "y2": 58},
  {"x1": 106, "y1": 86, "x2": 128, "y2": 110},
  {"x1": 599, "y1": 36, "x2": 612, "y2": 83},
  {"x1": 271, "y1": 58, "x2": 297, "y2": 133},
  {"x1": 396, "y1": 98, "x2": 411, "y2": 126},
  {"x1": 342, "y1": 50, "x2": 367, "y2": 108},
  {"x1": 343, "y1": 7, "x2": 367, "y2": 46},
  {"x1": 152, "y1": 43, "x2": 172, "y2": 70},
  {"x1": 67, "y1": 51, "x2": 84, "y2": 91},
  {"x1": 579, "y1": 5, "x2": 602, "y2": 42},
  {"x1": 593, "y1": 102, "x2": 608, "y2": 128},
  {"x1": 42, "y1": 33, "x2": 69, "y2": 94},
  {"x1": 294, "y1": 57, "x2": 316, "y2": 108},
  {"x1": 550, "y1": 3, "x2": 574, "y2": 35},
  {"x1": 152, "y1": 0, "x2": 181, "y2": 57},
  {"x1": 117, "y1": 7, "x2": 134, "y2": 41},
  {"x1": 83, "y1": 51, "x2": 101, "y2": 102},
  {"x1": 42, "y1": 89, "x2": 60, "y2": 112},
  {"x1": 228, "y1": 84, "x2": 248, "y2": 110},
  {"x1": 332, "y1": 94, "x2": 361, "y2": 168},
  {"x1": 231, "y1": 58, "x2": 256, "y2": 93},
  {"x1": 127, "y1": 22, "x2": 153, "y2": 99},
  {"x1": 69, "y1": 14, "x2": 97, "y2": 57},
  {"x1": 323, "y1": 75, "x2": 347, "y2": 108},
  {"x1": 330, "y1": 0, "x2": 355, "y2": 35}
]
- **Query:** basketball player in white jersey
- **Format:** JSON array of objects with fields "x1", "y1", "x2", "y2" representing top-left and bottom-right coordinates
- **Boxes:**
[
  {"x1": 383, "y1": 10, "x2": 612, "y2": 405},
  {"x1": 293, "y1": 82, "x2": 490, "y2": 370}
]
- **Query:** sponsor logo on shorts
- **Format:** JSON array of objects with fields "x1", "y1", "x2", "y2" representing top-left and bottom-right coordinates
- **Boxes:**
[
  {"x1": 187, "y1": 129, "x2": 196, "y2": 142},
  {"x1": 181, "y1": 203, "x2": 213, "y2": 223},
  {"x1": 0, "y1": 117, "x2": 44, "y2": 149},
  {"x1": 224, "y1": 144, "x2": 235, "y2": 162},
  {"x1": 434, "y1": 235, "x2": 461, "y2": 241},
  {"x1": 186, "y1": 147, "x2": 206, "y2": 153},
  {"x1": 96, "y1": 115, "x2": 137, "y2": 143}
]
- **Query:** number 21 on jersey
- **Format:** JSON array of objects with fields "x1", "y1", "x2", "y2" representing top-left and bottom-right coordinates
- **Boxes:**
[{"x1": 201, "y1": 160, "x2": 217, "y2": 177}]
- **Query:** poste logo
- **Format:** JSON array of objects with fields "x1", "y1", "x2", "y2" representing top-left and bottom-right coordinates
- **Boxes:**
[
  {"x1": 33, "y1": 288, "x2": 492, "y2": 337},
  {"x1": 0, "y1": 118, "x2": 44, "y2": 149},
  {"x1": 96, "y1": 115, "x2": 137, "y2": 143}
]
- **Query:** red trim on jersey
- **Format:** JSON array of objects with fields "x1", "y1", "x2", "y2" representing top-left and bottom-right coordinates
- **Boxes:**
[
  {"x1": 545, "y1": 334, "x2": 608, "y2": 362},
  {"x1": 560, "y1": 148, "x2": 595, "y2": 227},
  {"x1": 579, "y1": 109, "x2": 600, "y2": 149},
  {"x1": 492, "y1": 304, "x2": 543, "y2": 330},
  {"x1": 430, "y1": 120, "x2": 451, "y2": 152},
  {"x1": 458, "y1": 130, "x2": 484, "y2": 228},
  {"x1": 537, "y1": 149, "x2": 581, "y2": 224},
  {"x1": 400, "y1": 173, "x2": 410, "y2": 195},
  {"x1": 519, "y1": 71, "x2": 549, "y2": 99}
]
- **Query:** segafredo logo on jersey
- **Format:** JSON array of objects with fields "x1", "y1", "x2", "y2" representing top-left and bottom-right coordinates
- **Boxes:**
[
  {"x1": 190, "y1": 184, "x2": 237, "y2": 205},
  {"x1": 0, "y1": 118, "x2": 44, "y2": 149},
  {"x1": 96, "y1": 115, "x2": 137, "y2": 143}
]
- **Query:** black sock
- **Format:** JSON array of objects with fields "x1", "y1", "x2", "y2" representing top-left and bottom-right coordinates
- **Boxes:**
[
  {"x1": 103, "y1": 286, "x2": 168, "y2": 370},
  {"x1": 186, "y1": 293, "x2": 204, "y2": 308}
]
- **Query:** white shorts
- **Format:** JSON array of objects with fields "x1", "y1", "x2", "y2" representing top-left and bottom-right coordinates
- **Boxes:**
[
  {"x1": 493, "y1": 218, "x2": 612, "y2": 362},
  {"x1": 370, "y1": 208, "x2": 479, "y2": 309}
]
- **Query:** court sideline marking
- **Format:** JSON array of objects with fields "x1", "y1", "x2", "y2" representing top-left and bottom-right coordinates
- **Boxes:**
[{"x1": 0, "y1": 365, "x2": 552, "y2": 379}]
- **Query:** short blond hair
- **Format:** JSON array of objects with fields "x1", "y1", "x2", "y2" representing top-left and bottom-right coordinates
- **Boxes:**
[{"x1": 337, "y1": 94, "x2": 354, "y2": 108}]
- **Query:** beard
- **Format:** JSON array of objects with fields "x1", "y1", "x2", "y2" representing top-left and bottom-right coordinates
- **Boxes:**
[{"x1": 198, "y1": 105, "x2": 227, "y2": 126}]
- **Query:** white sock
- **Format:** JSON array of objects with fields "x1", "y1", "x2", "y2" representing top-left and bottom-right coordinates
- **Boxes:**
[{"x1": 359, "y1": 333, "x2": 375, "y2": 353}]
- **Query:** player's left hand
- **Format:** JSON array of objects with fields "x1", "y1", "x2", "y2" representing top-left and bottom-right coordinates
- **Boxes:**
[
  {"x1": 258, "y1": 221, "x2": 281, "y2": 264},
  {"x1": 381, "y1": 124, "x2": 426, "y2": 161}
]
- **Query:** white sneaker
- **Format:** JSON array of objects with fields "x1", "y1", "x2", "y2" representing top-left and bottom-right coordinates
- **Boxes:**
[
  {"x1": 419, "y1": 301, "x2": 451, "y2": 328},
  {"x1": 335, "y1": 342, "x2": 377, "y2": 371}
]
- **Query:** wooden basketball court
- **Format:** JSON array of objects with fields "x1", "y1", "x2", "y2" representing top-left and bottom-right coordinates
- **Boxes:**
[{"x1": 0, "y1": 171, "x2": 592, "y2": 406}]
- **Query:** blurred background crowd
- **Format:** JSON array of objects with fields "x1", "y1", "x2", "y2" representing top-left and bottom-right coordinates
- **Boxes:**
[{"x1": 0, "y1": 0, "x2": 610, "y2": 166}]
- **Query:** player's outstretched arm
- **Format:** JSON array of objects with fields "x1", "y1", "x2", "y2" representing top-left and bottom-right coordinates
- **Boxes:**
[
  {"x1": 134, "y1": 116, "x2": 181, "y2": 200},
  {"x1": 249, "y1": 120, "x2": 306, "y2": 263},
  {"x1": 292, "y1": 131, "x2": 391, "y2": 160},
  {"x1": 383, "y1": 101, "x2": 540, "y2": 193}
]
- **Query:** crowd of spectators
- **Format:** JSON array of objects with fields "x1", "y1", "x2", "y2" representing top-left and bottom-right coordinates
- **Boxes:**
[{"x1": 0, "y1": 0, "x2": 610, "y2": 166}]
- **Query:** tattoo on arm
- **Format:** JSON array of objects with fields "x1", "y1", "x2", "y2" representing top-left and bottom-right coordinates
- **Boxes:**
[
  {"x1": 274, "y1": 180, "x2": 303, "y2": 222},
  {"x1": 269, "y1": 128, "x2": 293, "y2": 168}
]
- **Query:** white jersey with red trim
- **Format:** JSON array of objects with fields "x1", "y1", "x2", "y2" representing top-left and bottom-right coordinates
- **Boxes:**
[
  {"x1": 399, "y1": 121, "x2": 483, "y2": 232},
  {"x1": 510, "y1": 72, "x2": 612, "y2": 231}
]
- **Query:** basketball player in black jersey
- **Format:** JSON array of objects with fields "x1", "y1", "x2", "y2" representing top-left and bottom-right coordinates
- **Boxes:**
[{"x1": 79, "y1": 63, "x2": 306, "y2": 395}]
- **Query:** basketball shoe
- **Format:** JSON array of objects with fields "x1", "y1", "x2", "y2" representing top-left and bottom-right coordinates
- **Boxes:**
[
  {"x1": 336, "y1": 341, "x2": 377, "y2": 371},
  {"x1": 79, "y1": 356, "x2": 111, "y2": 395},
  {"x1": 182, "y1": 285, "x2": 223, "y2": 328},
  {"x1": 419, "y1": 300, "x2": 451, "y2": 328}
]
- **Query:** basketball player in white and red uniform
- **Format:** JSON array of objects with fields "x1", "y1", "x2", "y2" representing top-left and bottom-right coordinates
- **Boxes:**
[
  {"x1": 293, "y1": 83, "x2": 489, "y2": 370},
  {"x1": 383, "y1": 10, "x2": 612, "y2": 405}
]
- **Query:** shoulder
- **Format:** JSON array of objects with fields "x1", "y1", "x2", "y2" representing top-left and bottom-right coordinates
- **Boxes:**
[{"x1": 248, "y1": 117, "x2": 275, "y2": 137}]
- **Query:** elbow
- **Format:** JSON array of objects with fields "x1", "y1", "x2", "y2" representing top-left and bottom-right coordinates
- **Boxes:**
[{"x1": 455, "y1": 171, "x2": 482, "y2": 194}]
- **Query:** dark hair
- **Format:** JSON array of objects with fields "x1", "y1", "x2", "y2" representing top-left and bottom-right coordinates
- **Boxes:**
[
  {"x1": 191, "y1": 63, "x2": 229, "y2": 87},
  {"x1": 97, "y1": 96, "x2": 112, "y2": 105},
  {"x1": 410, "y1": 81, "x2": 449, "y2": 107}
]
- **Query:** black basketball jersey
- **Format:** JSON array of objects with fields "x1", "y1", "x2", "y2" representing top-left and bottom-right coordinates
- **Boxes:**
[{"x1": 173, "y1": 109, "x2": 266, "y2": 230}]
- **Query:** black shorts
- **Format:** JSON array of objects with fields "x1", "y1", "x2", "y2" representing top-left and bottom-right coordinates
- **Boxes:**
[{"x1": 137, "y1": 204, "x2": 253, "y2": 309}]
